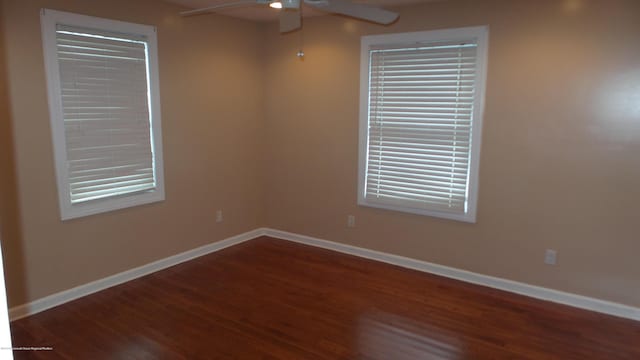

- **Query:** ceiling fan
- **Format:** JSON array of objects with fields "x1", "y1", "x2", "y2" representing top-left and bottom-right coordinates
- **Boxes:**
[{"x1": 180, "y1": 0, "x2": 399, "y2": 33}]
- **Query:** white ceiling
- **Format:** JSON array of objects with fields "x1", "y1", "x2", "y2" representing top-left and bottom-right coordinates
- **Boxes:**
[{"x1": 164, "y1": 0, "x2": 438, "y2": 22}]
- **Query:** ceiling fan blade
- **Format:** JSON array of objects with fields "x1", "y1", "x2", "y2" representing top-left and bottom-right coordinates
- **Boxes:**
[
  {"x1": 280, "y1": 8, "x2": 302, "y2": 33},
  {"x1": 305, "y1": 0, "x2": 398, "y2": 24},
  {"x1": 180, "y1": 0, "x2": 259, "y2": 16}
]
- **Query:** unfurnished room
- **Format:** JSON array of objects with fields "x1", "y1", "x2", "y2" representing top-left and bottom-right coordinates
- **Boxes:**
[{"x1": 0, "y1": 0, "x2": 639, "y2": 358}]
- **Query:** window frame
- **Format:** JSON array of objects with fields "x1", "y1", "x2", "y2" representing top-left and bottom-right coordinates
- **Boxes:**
[
  {"x1": 358, "y1": 26, "x2": 489, "y2": 223},
  {"x1": 41, "y1": 9, "x2": 165, "y2": 220}
]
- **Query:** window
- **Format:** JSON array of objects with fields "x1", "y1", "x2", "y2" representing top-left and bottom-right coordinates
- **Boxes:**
[
  {"x1": 41, "y1": 9, "x2": 165, "y2": 220},
  {"x1": 358, "y1": 27, "x2": 488, "y2": 223}
]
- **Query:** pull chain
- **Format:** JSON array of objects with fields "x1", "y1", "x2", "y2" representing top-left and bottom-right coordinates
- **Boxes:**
[{"x1": 296, "y1": 6, "x2": 305, "y2": 59}]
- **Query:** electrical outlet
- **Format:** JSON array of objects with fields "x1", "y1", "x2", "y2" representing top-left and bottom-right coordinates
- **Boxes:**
[
  {"x1": 347, "y1": 215, "x2": 355, "y2": 228},
  {"x1": 544, "y1": 249, "x2": 557, "y2": 265},
  {"x1": 216, "y1": 210, "x2": 223, "y2": 223}
]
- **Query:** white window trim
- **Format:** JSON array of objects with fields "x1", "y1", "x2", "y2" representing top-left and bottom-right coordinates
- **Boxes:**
[
  {"x1": 41, "y1": 9, "x2": 165, "y2": 220},
  {"x1": 358, "y1": 26, "x2": 489, "y2": 223}
]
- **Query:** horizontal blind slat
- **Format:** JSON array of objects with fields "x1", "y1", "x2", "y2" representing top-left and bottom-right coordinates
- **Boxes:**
[
  {"x1": 70, "y1": 183, "x2": 156, "y2": 203},
  {"x1": 368, "y1": 175, "x2": 467, "y2": 190},
  {"x1": 367, "y1": 188, "x2": 466, "y2": 206},
  {"x1": 72, "y1": 176, "x2": 155, "y2": 193}
]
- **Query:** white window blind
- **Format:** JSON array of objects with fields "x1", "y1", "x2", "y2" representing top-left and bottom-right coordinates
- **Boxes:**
[
  {"x1": 42, "y1": 9, "x2": 164, "y2": 220},
  {"x1": 359, "y1": 28, "x2": 487, "y2": 222},
  {"x1": 57, "y1": 25, "x2": 156, "y2": 204}
]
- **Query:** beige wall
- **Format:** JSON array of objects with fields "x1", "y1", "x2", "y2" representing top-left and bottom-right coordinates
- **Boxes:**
[
  {"x1": 264, "y1": 0, "x2": 640, "y2": 307},
  {"x1": 0, "y1": 0, "x2": 28, "y2": 308},
  {"x1": 1, "y1": 0, "x2": 266, "y2": 306}
]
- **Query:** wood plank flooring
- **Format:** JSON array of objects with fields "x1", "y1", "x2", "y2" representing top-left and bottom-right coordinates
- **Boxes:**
[{"x1": 9, "y1": 236, "x2": 640, "y2": 359}]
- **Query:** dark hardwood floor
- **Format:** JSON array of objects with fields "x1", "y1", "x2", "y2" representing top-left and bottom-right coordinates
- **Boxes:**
[{"x1": 9, "y1": 236, "x2": 640, "y2": 359}]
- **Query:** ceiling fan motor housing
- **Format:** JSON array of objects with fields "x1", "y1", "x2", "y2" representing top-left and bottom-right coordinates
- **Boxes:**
[{"x1": 281, "y1": 0, "x2": 301, "y2": 9}]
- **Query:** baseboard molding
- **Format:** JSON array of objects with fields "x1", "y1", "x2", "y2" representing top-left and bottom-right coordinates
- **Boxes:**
[
  {"x1": 263, "y1": 228, "x2": 640, "y2": 322},
  {"x1": 8, "y1": 228, "x2": 264, "y2": 321},
  {"x1": 10, "y1": 227, "x2": 640, "y2": 322}
]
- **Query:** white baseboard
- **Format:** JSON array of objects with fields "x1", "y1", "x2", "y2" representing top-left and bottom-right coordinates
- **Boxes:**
[
  {"x1": 10, "y1": 227, "x2": 640, "y2": 322},
  {"x1": 263, "y1": 228, "x2": 640, "y2": 321},
  {"x1": 8, "y1": 228, "x2": 264, "y2": 321}
]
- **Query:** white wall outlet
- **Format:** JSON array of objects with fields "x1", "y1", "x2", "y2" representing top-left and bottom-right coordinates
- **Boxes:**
[
  {"x1": 347, "y1": 215, "x2": 355, "y2": 228},
  {"x1": 216, "y1": 210, "x2": 223, "y2": 223},
  {"x1": 544, "y1": 249, "x2": 557, "y2": 265}
]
